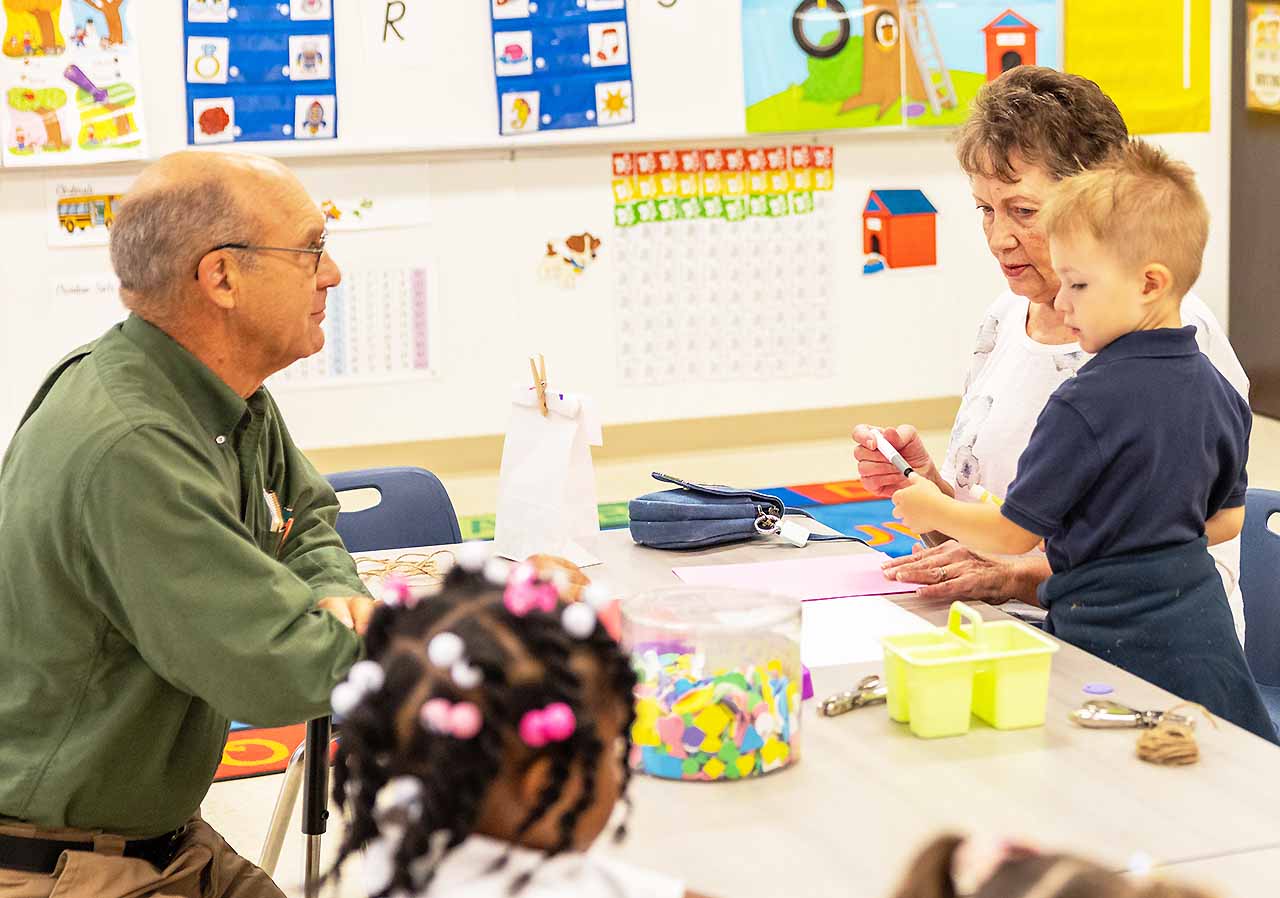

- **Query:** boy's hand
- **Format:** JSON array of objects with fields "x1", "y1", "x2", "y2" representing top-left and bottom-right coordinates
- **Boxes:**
[{"x1": 890, "y1": 473, "x2": 946, "y2": 534}]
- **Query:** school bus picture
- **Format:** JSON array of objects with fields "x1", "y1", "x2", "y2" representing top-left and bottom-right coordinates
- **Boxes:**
[{"x1": 57, "y1": 193, "x2": 120, "y2": 233}]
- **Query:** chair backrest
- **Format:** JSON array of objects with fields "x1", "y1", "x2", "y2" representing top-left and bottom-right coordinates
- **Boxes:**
[
  {"x1": 326, "y1": 466, "x2": 461, "y2": 554},
  {"x1": 1242, "y1": 487, "x2": 1280, "y2": 686}
]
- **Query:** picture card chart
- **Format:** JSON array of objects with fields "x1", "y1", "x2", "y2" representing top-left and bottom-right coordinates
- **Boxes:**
[
  {"x1": 491, "y1": 0, "x2": 634, "y2": 137},
  {"x1": 611, "y1": 146, "x2": 837, "y2": 385},
  {"x1": 271, "y1": 266, "x2": 431, "y2": 387},
  {"x1": 184, "y1": 0, "x2": 337, "y2": 146},
  {"x1": 2, "y1": 0, "x2": 148, "y2": 167}
]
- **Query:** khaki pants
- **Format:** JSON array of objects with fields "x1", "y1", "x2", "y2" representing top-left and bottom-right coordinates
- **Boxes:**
[{"x1": 0, "y1": 817, "x2": 284, "y2": 898}]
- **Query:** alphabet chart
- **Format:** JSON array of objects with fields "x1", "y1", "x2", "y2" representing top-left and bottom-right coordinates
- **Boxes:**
[
  {"x1": 490, "y1": 0, "x2": 635, "y2": 137},
  {"x1": 184, "y1": 0, "x2": 337, "y2": 145},
  {"x1": 610, "y1": 146, "x2": 837, "y2": 385},
  {"x1": 270, "y1": 265, "x2": 433, "y2": 388}
]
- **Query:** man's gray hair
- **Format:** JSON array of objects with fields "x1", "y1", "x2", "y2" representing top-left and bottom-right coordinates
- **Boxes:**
[{"x1": 109, "y1": 179, "x2": 257, "y2": 310}]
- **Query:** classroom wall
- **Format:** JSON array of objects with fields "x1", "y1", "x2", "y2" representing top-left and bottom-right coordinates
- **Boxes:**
[
  {"x1": 0, "y1": 1, "x2": 1236, "y2": 455},
  {"x1": 1230, "y1": 0, "x2": 1280, "y2": 418}
]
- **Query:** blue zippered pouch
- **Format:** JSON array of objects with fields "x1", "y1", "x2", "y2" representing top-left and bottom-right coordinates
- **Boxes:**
[{"x1": 628, "y1": 472, "x2": 865, "y2": 550}]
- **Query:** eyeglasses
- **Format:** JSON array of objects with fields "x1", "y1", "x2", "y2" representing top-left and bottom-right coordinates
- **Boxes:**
[{"x1": 194, "y1": 231, "x2": 328, "y2": 279}]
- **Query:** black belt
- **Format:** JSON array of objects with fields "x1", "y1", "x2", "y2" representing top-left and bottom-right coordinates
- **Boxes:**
[{"x1": 0, "y1": 825, "x2": 186, "y2": 874}]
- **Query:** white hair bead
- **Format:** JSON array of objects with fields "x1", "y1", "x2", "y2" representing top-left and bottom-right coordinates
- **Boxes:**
[
  {"x1": 450, "y1": 660, "x2": 482, "y2": 690},
  {"x1": 330, "y1": 681, "x2": 362, "y2": 717},
  {"x1": 561, "y1": 602, "x2": 597, "y2": 639},
  {"x1": 455, "y1": 540, "x2": 491, "y2": 572},
  {"x1": 346, "y1": 660, "x2": 385, "y2": 693},
  {"x1": 375, "y1": 776, "x2": 424, "y2": 820},
  {"x1": 581, "y1": 583, "x2": 612, "y2": 608},
  {"x1": 482, "y1": 556, "x2": 511, "y2": 586},
  {"x1": 427, "y1": 632, "x2": 464, "y2": 669}
]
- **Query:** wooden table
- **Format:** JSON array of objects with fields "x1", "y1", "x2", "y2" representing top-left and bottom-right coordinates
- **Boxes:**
[{"x1": 370, "y1": 532, "x2": 1280, "y2": 897}]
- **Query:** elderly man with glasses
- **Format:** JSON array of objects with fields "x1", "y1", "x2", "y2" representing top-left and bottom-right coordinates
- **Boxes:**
[{"x1": 0, "y1": 151, "x2": 374, "y2": 898}]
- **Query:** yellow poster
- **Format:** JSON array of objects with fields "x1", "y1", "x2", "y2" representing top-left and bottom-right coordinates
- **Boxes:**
[
  {"x1": 1064, "y1": 0, "x2": 1210, "y2": 134},
  {"x1": 1247, "y1": 3, "x2": 1280, "y2": 112}
]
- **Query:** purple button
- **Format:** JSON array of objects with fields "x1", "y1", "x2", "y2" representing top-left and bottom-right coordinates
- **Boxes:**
[{"x1": 1083, "y1": 683, "x2": 1114, "y2": 695}]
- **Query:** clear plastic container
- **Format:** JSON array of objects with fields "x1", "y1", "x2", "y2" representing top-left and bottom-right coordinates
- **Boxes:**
[{"x1": 621, "y1": 586, "x2": 802, "y2": 781}]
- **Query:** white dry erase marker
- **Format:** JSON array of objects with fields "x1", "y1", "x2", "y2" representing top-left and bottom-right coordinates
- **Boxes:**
[{"x1": 871, "y1": 428, "x2": 913, "y2": 477}]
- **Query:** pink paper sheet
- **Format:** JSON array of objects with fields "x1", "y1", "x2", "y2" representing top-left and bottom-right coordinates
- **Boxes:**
[{"x1": 672, "y1": 554, "x2": 917, "y2": 602}]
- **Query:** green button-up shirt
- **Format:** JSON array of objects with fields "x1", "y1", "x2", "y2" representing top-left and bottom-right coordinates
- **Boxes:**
[{"x1": 0, "y1": 315, "x2": 365, "y2": 837}]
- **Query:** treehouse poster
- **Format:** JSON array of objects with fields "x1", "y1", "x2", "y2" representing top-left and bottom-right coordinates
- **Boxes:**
[
  {"x1": 1, "y1": 0, "x2": 147, "y2": 166},
  {"x1": 742, "y1": 1, "x2": 1060, "y2": 133}
]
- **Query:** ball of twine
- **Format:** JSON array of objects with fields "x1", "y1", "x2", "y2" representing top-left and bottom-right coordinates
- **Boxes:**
[{"x1": 1135, "y1": 703, "x2": 1217, "y2": 766}]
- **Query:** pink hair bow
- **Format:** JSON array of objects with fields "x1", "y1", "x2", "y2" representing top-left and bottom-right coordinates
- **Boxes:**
[
  {"x1": 518, "y1": 702, "x2": 576, "y2": 748},
  {"x1": 504, "y1": 562, "x2": 560, "y2": 616}
]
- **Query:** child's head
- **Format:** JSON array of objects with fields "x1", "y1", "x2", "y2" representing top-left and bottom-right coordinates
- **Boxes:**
[
  {"x1": 328, "y1": 559, "x2": 637, "y2": 896},
  {"x1": 1040, "y1": 140, "x2": 1208, "y2": 353},
  {"x1": 891, "y1": 835, "x2": 1219, "y2": 898}
]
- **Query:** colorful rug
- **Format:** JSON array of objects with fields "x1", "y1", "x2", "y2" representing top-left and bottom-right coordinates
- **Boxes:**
[
  {"x1": 217, "y1": 723, "x2": 309, "y2": 782},
  {"x1": 215, "y1": 479, "x2": 916, "y2": 782}
]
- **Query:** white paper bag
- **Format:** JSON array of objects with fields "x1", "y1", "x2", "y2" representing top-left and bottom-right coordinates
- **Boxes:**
[{"x1": 493, "y1": 385, "x2": 604, "y2": 567}]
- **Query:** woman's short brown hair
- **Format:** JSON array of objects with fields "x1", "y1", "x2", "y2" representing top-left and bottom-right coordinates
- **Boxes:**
[{"x1": 955, "y1": 66, "x2": 1129, "y2": 183}]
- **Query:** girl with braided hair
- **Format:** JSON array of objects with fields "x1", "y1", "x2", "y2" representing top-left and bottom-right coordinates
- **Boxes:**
[{"x1": 325, "y1": 554, "x2": 708, "y2": 898}]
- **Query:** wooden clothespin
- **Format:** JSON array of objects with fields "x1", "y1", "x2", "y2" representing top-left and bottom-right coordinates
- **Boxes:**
[{"x1": 529, "y1": 354, "x2": 548, "y2": 417}]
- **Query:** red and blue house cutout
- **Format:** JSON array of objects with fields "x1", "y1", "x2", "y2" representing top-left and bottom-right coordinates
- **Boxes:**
[
  {"x1": 862, "y1": 189, "x2": 937, "y2": 271},
  {"x1": 982, "y1": 9, "x2": 1038, "y2": 81}
]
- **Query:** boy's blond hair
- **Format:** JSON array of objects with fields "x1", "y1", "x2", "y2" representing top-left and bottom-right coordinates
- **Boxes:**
[{"x1": 1040, "y1": 140, "x2": 1208, "y2": 296}]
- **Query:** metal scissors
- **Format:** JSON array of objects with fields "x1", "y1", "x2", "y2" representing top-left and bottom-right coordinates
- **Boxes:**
[
  {"x1": 818, "y1": 674, "x2": 888, "y2": 717},
  {"x1": 1069, "y1": 699, "x2": 1196, "y2": 730}
]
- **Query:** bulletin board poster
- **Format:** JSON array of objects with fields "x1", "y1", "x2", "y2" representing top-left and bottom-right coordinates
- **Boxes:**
[
  {"x1": 1247, "y1": 3, "x2": 1280, "y2": 113},
  {"x1": 1064, "y1": 0, "x2": 1209, "y2": 134},
  {"x1": 743, "y1": 0, "x2": 1060, "y2": 134},
  {"x1": 184, "y1": 0, "x2": 338, "y2": 146},
  {"x1": 490, "y1": 0, "x2": 635, "y2": 137},
  {"x1": 1, "y1": 0, "x2": 148, "y2": 167}
]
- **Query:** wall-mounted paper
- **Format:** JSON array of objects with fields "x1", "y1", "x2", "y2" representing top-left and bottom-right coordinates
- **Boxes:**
[
  {"x1": 269, "y1": 265, "x2": 434, "y2": 388},
  {"x1": 2, "y1": 0, "x2": 149, "y2": 166},
  {"x1": 361, "y1": 0, "x2": 431, "y2": 70},
  {"x1": 1247, "y1": 2, "x2": 1280, "y2": 113},
  {"x1": 318, "y1": 193, "x2": 430, "y2": 232},
  {"x1": 46, "y1": 173, "x2": 131, "y2": 247},
  {"x1": 1065, "y1": 0, "x2": 1209, "y2": 134},
  {"x1": 47, "y1": 272, "x2": 126, "y2": 340}
]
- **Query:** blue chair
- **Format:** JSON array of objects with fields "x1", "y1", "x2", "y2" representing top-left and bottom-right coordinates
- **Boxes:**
[
  {"x1": 327, "y1": 466, "x2": 461, "y2": 553},
  {"x1": 1242, "y1": 487, "x2": 1280, "y2": 726},
  {"x1": 260, "y1": 466, "x2": 460, "y2": 889}
]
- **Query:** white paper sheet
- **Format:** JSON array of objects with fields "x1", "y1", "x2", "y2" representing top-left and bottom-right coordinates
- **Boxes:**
[{"x1": 801, "y1": 596, "x2": 933, "y2": 668}]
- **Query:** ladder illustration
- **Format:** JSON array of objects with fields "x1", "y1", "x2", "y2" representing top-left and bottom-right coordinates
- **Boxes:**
[{"x1": 902, "y1": 0, "x2": 957, "y2": 115}]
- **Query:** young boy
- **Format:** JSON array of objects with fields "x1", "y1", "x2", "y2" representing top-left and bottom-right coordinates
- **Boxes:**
[{"x1": 891, "y1": 141, "x2": 1276, "y2": 743}]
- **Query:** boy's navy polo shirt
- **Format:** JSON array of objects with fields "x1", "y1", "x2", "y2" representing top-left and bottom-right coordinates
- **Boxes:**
[{"x1": 1002, "y1": 326, "x2": 1250, "y2": 573}]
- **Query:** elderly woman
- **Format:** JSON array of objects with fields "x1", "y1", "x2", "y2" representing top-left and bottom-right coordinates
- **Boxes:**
[{"x1": 853, "y1": 66, "x2": 1249, "y2": 643}]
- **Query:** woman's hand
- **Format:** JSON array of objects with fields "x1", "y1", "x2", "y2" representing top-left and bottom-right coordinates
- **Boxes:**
[
  {"x1": 879, "y1": 540, "x2": 1050, "y2": 603},
  {"x1": 851, "y1": 424, "x2": 945, "y2": 497}
]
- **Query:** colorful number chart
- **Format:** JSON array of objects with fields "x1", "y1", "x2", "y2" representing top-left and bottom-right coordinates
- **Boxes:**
[
  {"x1": 610, "y1": 146, "x2": 837, "y2": 385},
  {"x1": 184, "y1": 0, "x2": 337, "y2": 146},
  {"x1": 490, "y1": 0, "x2": 634, "y2": 137},
  {"x1": 270, "y1": 266, "x2": 432, "y2": 388}
]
